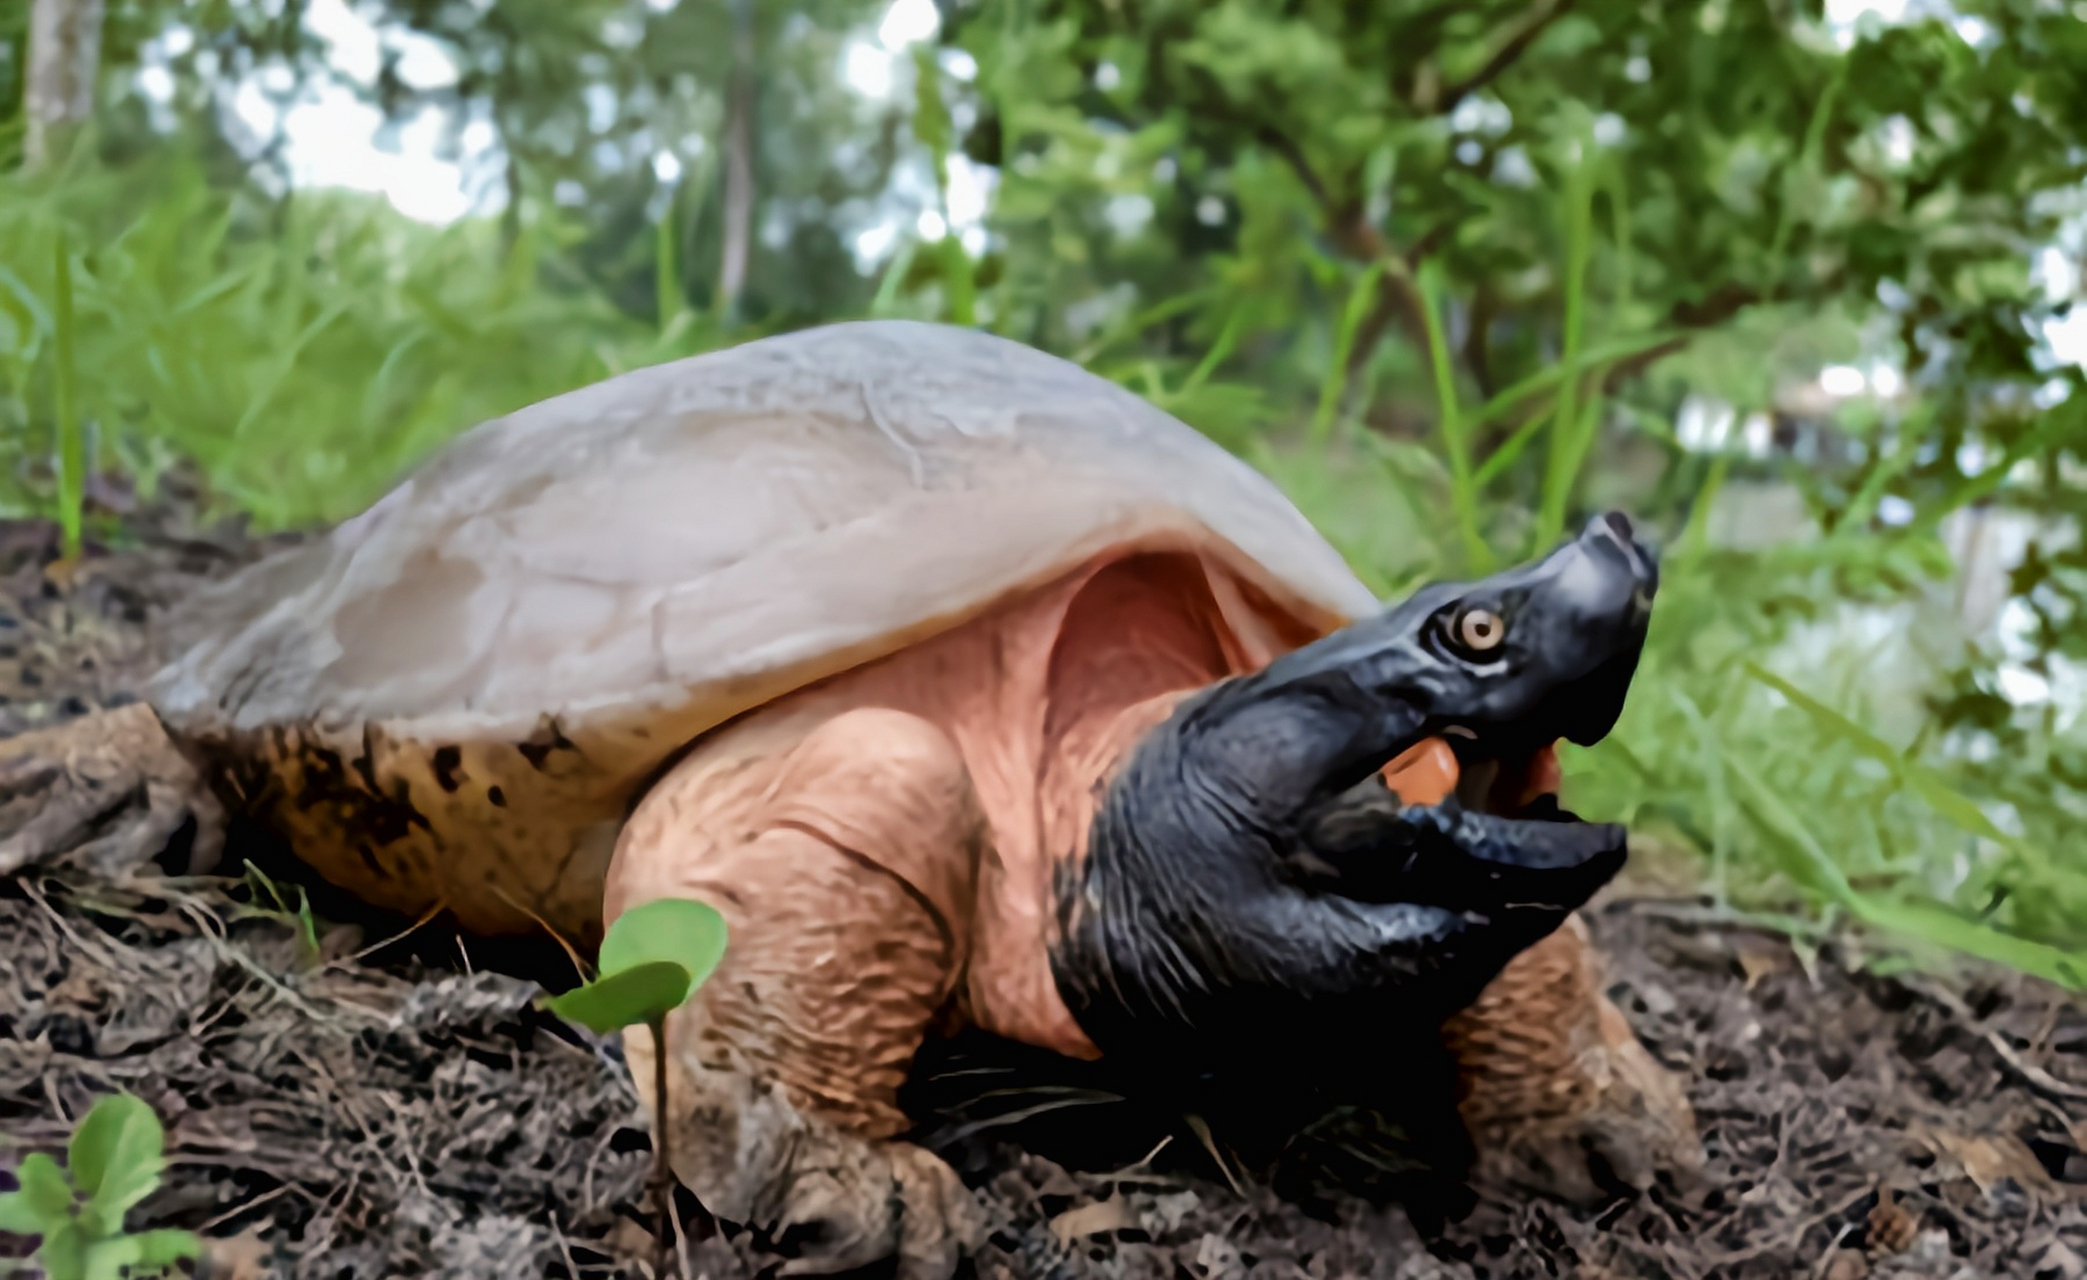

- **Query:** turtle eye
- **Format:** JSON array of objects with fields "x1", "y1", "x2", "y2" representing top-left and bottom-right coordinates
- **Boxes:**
[{"x1": 1455, "y1": 607, "x2": 1507, "y2": 655}]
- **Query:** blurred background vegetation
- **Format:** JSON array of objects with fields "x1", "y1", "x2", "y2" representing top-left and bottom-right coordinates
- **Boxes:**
[{"x1": 2, "y1": 0, "x2": 2085, "y2": 985}]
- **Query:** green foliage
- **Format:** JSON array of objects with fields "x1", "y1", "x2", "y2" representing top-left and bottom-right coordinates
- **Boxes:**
[
  {"x1": 945, "y1": 0, "x2": 2084, "y2": 539},
  {"x1": 0, "y1": 1093, "x2": 199, "y2": 1280},
  {"x1": 544, "y1": 898, "x2": 729, "y2": 1035}
]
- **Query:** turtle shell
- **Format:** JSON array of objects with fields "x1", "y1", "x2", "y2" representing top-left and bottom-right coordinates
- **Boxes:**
[{"x1": 147, "y1": 320, "x2": 1379, "y2": 940}]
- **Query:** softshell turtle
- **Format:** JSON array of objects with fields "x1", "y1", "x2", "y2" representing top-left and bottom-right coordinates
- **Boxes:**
[{"x1": 0, "y1": 321, "x2": 1699, "y2": 1277}]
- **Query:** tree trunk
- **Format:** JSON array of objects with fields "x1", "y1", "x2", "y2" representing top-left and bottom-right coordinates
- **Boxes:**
[
  {"x1": 22, "y1": 0, "x2": 106, "y2": 171},
  {"x1": 715, "y1": 0, "x2": 756, "y2": 322}
]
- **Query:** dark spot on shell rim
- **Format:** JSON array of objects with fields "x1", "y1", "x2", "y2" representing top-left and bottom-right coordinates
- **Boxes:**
[{"x1": 432, "y1": 745, "x2": 463, "y2": 793}]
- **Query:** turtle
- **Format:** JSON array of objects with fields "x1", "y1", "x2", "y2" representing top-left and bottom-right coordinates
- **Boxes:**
[{"x1": 0, "y1": 320, "x2": 1701, "y2": 1278}]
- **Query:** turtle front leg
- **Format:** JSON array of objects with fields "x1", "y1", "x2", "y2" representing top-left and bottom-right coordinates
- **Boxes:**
[
  {"x1": 1293, "y1": 775, "x2": 1704, "y2": 1201},
  {"x1": 1445, "y1": 915, "x2": 1704, "y2": 1205},
  {"x1": 0, "y1": 702, "x2": 224, "y2": 879},
  {"x1": 606, "y1": 708, "x2": 988, "y2": 1279}
]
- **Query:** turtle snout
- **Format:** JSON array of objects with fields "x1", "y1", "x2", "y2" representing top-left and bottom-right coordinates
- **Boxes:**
[{"x1": 1579, "y1": 510, "x2": 1659, "y2": 619}]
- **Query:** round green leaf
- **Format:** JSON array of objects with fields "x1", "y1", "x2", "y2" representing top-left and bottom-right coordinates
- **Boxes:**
[
  {"x1": 68, "y1": 1093, "x2": 164, "y2": 1216},
  {"x1": 0, "y1": 1190, "x2": 47, "y2": 1237},
  {"x1": 39, "y1": 1218, "x2": 87, "y2": 1280},
  {"x1": 10, "y1": 1152, "x2": 75, "y2": 1222},
  {"x1": 86, "y1": 1227, "x2": 200, "y2": 1278},
  {"x1": 597, "y1": 898, "x2": 728, "y2": 994},
  {"x1": 543, "y1": 960, "x2": 694, "y2": 1034}
]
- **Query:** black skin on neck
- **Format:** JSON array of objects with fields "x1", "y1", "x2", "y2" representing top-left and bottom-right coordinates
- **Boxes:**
[{"x1": 1049, "y1": 512, "x2": 1659, "y2": 1100}]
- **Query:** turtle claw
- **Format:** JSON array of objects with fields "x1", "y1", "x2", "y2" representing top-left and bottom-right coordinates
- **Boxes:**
[
  {"x1": 630, "y1": 1026, "x2": 984, "y2": 1280},
  {"x1": 0, "y1": 702, "x2": 223, "y2": 880},
  {"x1": 767, "y1": 1141, "x2": 982, "y2": 1280},
  {"x1": 1473, "y1": 1085, "x2": 1706, "y2": 1208},
  {"x1": 889, "y1": 1140, "x2": 987, "y2": 1280},
  {"x1": 1447, "y1": 921, "x2": 1704, "y2": 1208}
]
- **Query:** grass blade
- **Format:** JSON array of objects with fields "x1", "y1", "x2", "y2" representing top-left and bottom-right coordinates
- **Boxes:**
[
  {"x1": 1534, "y1": 142, "x2": 1598, "y2": 552},
  {"x1": 1672, "y1": 451, "x2": 1733, "y2": 576},
  {"x1": 52, "y1": 232, "x2": 84, "y2": 560},
  {"x1": 871, "y1": 238, "x2": 919, "y2": 317},
  {"x1": 655, "y1": 183, "x2": 681, "y2": 333},
  {"x1": 1724, "y1": 749, "x2": 1855, "y2": 901},
  {"x1": 1416, "y1": 258, "x2": 1489, "y2": 572},
  {"x1": 1312, "y1": 258, "x2": 1390, "y2": 445},
  {"x1": 1744, "y1": 662, "x2": 2038, "y2": 855},
  {"x1": 1180, "y1": 306, "x2": 1245, "y2": 396},
  {"x1": 1668, "y1": 686, "x2": 1734, "y2": 907}
]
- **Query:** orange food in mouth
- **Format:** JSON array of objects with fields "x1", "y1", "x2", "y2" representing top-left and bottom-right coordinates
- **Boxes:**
[
  {"x1": 1380, "y1": 737, "x2": 1563, "y2": 815},
  {"x1": 1380, "y1": 737, "x2": 1460, "y2": 807}
]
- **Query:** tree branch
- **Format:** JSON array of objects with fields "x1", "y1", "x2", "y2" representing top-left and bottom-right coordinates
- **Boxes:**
[
  {"x1": 1251, "y1": 124, "x2": 1334, "y2": 211},
  {"x1": 1436, "y1": 0, "x2": 1577, "y2": 114}
]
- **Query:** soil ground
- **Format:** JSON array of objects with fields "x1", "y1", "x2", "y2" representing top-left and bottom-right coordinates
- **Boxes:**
[{"x1": 1, "y1": 499, "x2": 2083, "y2": 1280}]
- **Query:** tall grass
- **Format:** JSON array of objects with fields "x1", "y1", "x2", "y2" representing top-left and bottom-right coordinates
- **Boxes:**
[{"x1": 0, "y1": 151, "x2": 737, "y2": 533}]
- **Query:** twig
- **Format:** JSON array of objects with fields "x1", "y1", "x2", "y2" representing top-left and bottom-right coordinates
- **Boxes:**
[
  {"x1": 195, "y1": 1181, "x2": 293, "y2": 1234},
  {"x1": 1699, "y1": 1185, "x2": 1872, "y2": 1265},
  {"x1": 1183, "y1": 1114, "x2": 1246, "y2": 1197},
  {"x1": 19, "y1": 875, "x2": 123, "y2": 967},
  {"x1": 487, "y1": 880, "x2": 591, "y2": 984},
  {"x1": 551, "y1": 1212, "x2": 581, "y2": 1280},
  {"x1": 582, "y1": 1114, "x2": 624, "y2": 1215},
  {"x1": 1906, "y1": 976, "x2": 2087, "y2": 1104},
  {"x1": 1105, "y1": 1134, "x2": 1175, "y2": 1180},
  {"x1": 1809, "y1": 1222, "x2": 1861, "y2": 1280},
  {"x1": 325, "y1": 896, "x2": 449, "y2": 971},
  {"x1": 300, "y1": 1167, "x2": 362, "y2": 1260},
  {"x1": 43, "y1": 1073, "x2": 71, "y2": 1126},
  {"x1": 1250, "y1": 124, "x2": 1332, "y2": 210}
]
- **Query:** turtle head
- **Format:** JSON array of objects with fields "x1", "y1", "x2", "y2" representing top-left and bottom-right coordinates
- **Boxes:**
[
  {"x1": 1308, "y1": 507, "x2": 1657, "y2": 804},
  {"x1": 1054, "y1": 513, "x2": 1659, "y2": 1070},
  {"x1": 1278, "y1": 508, "x2": 1652, "y2": 739}
]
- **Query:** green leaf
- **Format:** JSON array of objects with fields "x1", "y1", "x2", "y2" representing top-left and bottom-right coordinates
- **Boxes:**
[
  {"x1": 1415, "y1": 258, "x2": 1487, "y2": 573},
  {"x1": 1311, "y1": 257, "x2": 1389, "y2": 445},
  {"x1": 68, "y1": 1094, "x2": 165, "y2": 1218},
  {"x1": 10, "y1": 1153, "x2": 75, "y2": 1224},
  {"x1": 39, "y1": 1220, "x2": 88, "y2": 1280},
  {"x1": 82, "y1": 1229, "x2": 200, "y2": 1280},
  {"x1": 598, "y1": 897, "x2": 730, "y2": 990},
  {"x1": 120, "y1": 1228, "x2": 201, "y2": 1269},
  {"x1": 543, "y1": 960, "x2": 694, "y2": 1034},
  {"x1": 0, "y1": 1191, "x2": 45, "y2": 1237}
]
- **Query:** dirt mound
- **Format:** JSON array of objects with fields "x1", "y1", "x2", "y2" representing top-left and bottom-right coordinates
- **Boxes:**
[{"x1": 1, "y1": 510, "x2": 2082, "y2": 1279}]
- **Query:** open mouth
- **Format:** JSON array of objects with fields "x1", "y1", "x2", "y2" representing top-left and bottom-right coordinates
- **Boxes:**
[{"x1": 1379, "y1": 735, "x2": 1578, "y2": 823}]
